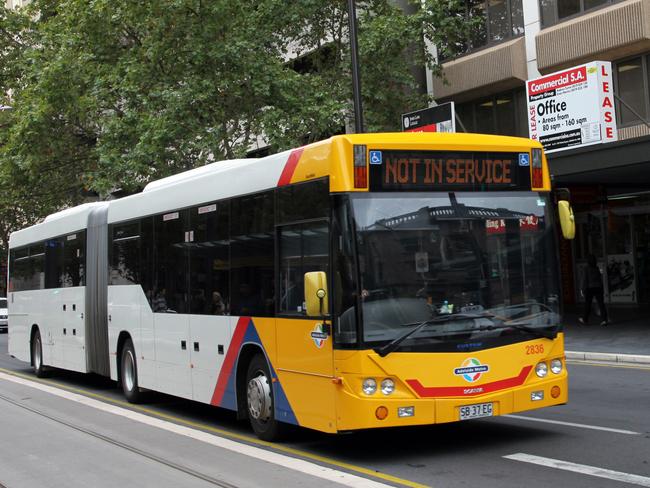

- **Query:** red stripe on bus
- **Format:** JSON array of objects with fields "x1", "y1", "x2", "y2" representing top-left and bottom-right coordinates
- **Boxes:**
[
  {"x1": 406, "y1": 365, "x2": 533, "y2": 398},
  {"x1": 277, "y1": 148, "x2": 304, "y2": 186},
  {"x1": 210, "y1": 316, "x2": 250, "y2": 406}
]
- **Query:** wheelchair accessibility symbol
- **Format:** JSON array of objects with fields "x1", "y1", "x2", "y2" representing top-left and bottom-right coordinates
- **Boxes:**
[
  {"x1": 518, "y1": 153, "x2": 530, "y2": 167},
  {"x1": 369, "y1": 150, "x2": 383, "y2": 165}
]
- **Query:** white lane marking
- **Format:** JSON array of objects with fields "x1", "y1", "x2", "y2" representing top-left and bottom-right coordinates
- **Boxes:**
[
  {"x1": 0, "y1": 372, "x2": 391, "y2": 488},
  {"x1": 505, "y1": 453, "x2": 650, "y2": 487},
  {"x1": 505, "y1": 414, "x2": 640, "y2": 435}
]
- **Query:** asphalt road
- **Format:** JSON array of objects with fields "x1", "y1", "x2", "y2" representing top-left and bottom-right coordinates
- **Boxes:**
[{"x1": 0, "y1": 332, "x2": 648, "y2": 488}]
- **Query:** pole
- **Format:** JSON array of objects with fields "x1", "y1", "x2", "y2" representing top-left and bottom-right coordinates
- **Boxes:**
[{"x1": 347, "y1": 0, "x2": 364, "y2": 133}]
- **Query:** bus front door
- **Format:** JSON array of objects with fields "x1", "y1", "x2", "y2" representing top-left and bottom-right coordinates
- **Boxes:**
[{"x1": 275, "y1": 317, "x2": 336, "y2": 433}]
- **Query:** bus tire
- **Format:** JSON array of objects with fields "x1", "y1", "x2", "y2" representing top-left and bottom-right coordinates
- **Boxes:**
[
  {"x1": 31, "y1": 329, "x2": 47, "y2": 378},
  {"x1": 120, "y1": 338, "x2": 145, "y2": 403},
  {"x1": 245, "y1": 354, "x2": 287, "y2": 441}
]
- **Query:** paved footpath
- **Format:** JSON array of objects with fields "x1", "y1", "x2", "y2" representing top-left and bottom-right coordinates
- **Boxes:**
[{"x1": 563, "y1": 309, "x2": 650, "y2": 365}]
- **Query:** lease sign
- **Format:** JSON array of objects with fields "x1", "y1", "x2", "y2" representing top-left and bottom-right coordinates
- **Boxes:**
[{"x1": 527, "y1": 61, "x2": 617, "y2": 153}]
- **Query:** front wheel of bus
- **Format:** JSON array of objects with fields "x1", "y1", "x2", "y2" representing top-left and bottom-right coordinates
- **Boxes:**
[
  {"x1": 246, "y1": 354, "x2": 286, "y2": 441},
  {"x1": 32, "y1": 329, "x2": 47, "y2": 378},
  {"x1": 121, "y1": 338, "x2": 144, "y2": 403}
]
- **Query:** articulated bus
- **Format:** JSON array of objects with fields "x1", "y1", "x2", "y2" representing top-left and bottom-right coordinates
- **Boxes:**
[{"x1": 8, "y1": 133, "x2": 575, "y2": 440}]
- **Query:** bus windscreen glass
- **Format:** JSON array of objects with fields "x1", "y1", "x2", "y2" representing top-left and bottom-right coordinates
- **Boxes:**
[{"x1": 350, "y1": 191, "x2": 560, "y2": 352}]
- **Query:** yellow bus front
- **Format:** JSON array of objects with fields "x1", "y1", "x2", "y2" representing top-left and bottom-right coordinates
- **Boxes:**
[{"x1": 277, "y1": 133, "x2": 567, "y2": 433}]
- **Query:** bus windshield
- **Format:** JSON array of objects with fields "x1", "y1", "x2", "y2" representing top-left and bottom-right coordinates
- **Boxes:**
[{"x1": 350, "y1": 192, "x2": 561, "y2": 352}]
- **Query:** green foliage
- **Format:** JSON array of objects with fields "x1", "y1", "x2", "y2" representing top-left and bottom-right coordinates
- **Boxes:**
[{"x1": 0, "y1": 0, "x2": 473, "y2": 248}]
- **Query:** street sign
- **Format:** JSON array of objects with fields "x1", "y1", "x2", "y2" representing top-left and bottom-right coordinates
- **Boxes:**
[
  {"x1": 402, "y1": 103, "x2": 456, "y2": 133},
  {"x1": 526, "y1": 61, "x2": 617, "y2": 153}
]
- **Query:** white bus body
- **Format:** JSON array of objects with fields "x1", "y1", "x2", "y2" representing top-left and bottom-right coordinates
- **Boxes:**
[{"x1": 9, "y1": 151, "x2": 292, "y2": 406}]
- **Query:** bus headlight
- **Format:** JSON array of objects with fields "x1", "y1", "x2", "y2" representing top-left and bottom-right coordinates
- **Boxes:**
[
  {"x1": 535, "y1": 362, "x2": 548, "y2": 378},
  {"x1": 362, "y1": 378, "x2": 377, "y2": 395},
  {"x1": 550, "y1": 359, "x2": 563, "y2": 374},
  {"x1": 381, "y1": 379, "x2": 395, "y2": 395}
]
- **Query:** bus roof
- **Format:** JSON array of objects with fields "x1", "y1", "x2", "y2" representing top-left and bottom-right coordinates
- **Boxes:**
[{"x1": 10, "y1": 132, "x2": 545, "y2": 248}]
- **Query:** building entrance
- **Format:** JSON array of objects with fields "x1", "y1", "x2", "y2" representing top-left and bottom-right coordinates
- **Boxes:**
[{"x1": 572, "y1": 191, "x2": 650, "y2": 306}]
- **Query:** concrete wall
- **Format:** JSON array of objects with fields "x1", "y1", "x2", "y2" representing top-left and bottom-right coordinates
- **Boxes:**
[
  {"x1": 536, "y1": 0, "x2": 650, "y2": 73},
  {"x1": 431, "y1": 37, "x2": 527, "y2": 102}
]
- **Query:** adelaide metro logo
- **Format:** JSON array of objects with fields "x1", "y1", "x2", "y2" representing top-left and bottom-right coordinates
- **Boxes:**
[
  {"x1": 310, "y1": 324, "x2": 329, "y2": 348},
  {"x1": 454, "y1": 358, "x2": 490, "y2": 383}
]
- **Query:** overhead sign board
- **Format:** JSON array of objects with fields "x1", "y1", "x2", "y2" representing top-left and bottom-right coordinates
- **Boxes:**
[
  {"x1": 368, "y1": 150, "x2": 532, "y2": 191},
  {"x1": 402, "y1": 103, "x2": 456, "y2": 133},
  {"x1": 527, "y1": 61, "x2": 617, "y2": 153}
]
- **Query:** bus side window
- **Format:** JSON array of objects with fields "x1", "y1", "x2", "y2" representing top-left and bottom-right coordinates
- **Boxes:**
[
  {"x1": 332, "y1": 198, "x2": 357, "y2": 344},
  {"x1": 62, "y1": 232, "x2": 86, "y2": 287},
  {"x1": 153, "y1": 210, "x2": 189, "y2": 314},
  {"x1": 230, "y1": 191, "x2": 274, "y2": 317},
  {"x1": 9, "y1": 247, "x2": 30, "y2": 292},
  {"x1": 188, "y1": 201, "x2": 230, "y2": 315},
  {"x1": 277, "y1": 179, "x2": 330, "y2": 317},
  {"x1": 44, "y1": 238, "x2": 64, "y2": 289},
  {"x1": 279, "y1": 222, "x2": 329, "y2": 315},
  {"x1": 110, "y1": 222, "x2": 141, "y2": 286}
]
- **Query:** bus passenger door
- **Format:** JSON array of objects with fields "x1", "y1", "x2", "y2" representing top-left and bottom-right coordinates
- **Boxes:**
[
  {"x1": 187, "y1": 202, "x2": 230, "y2": 404},
  {"x1": 61, "y1": 287, "x2": 87, "y2": 372},
  {"x1": 61, "y1": 234, "x2": 87, "y2": 373},
  {"x1": 275, "y1": 221, "x2": 336, "y2": 433},
  {"x1": 152, "y1": 210, "x2": 193, "y2": 400}
]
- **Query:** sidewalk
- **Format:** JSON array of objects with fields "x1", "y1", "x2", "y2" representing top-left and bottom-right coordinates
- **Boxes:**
[{"x1": 563, "y1": 306, "x2": 650, "y2": 365}]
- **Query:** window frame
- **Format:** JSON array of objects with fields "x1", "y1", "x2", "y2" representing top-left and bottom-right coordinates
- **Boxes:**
[
  {"x1": 539, "y1": 0, "x2": 623, "y2": 29},
  {"x1": 276, "y1": 217, "x2": 331, "y2": 319},
  {"x1": 440, "y1": 0, "x2": 525, "y2": 62},
  {"x1": 455, "y1": 88, "x2": 528, "y2": 137},
  {"x1": 613, "y1": 54, "x2": 650, "y2": 129}
]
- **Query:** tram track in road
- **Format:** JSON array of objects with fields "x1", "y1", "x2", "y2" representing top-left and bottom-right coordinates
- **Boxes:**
[
  {"x1": 0, "y1": 370, "x2": 417, "y2": 488},
  {"x1": 0, "y1": 391, "x2": 240, "y2": 488}
]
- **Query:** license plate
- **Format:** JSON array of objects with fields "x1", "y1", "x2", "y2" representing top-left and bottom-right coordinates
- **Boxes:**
[{"x1": 459, "y1": 402, "x2": 493, "y2": 420}]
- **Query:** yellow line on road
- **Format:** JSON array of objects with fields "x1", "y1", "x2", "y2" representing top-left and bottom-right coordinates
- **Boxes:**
[
  {"x1": 566, "y1": 360, "x2": 650, "y2": 371},
  {"x1": 0, "y1": 367, "x2": 429, "y2": 488}
]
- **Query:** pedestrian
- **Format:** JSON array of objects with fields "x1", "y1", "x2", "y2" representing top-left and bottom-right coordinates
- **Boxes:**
[{"x1": 579, "y1": 255, "x2": 609, "y2": 326}]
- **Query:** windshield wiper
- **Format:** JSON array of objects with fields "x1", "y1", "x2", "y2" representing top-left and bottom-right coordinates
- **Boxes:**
[
  {"x1": 500, "y1": 321, "x2": 558, "y2": 339},
  {"x1": 375, "y1": 313, "x2": 496, "y2": 357},
  {"x1": 375, "y1": 315, "x2": 558, "y2": 357}
]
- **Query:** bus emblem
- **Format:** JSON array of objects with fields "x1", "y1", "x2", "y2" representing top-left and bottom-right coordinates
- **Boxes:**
[
  {"x1": 454, "y1": 358, "x2": 490, "y2": 383},
  {"x1": 310, "y1": 324, "x2": 329, "y2": 348}
]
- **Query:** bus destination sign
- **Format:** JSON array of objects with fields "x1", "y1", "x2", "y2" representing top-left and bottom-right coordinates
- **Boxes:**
[{"x1": 369, "y1": 150, "x2": 530, "y2": 191}]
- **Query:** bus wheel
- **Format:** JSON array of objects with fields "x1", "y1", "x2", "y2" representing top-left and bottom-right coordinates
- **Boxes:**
[
  {"x1": 246, "y1": 354, "x2": 286, "y2": 441},
  {"x1": 31, "y1": 329, "x2": 47, "y2": 378},
  {"x1": 121, "y1": 338, "x2": 144, "y2": 403}
]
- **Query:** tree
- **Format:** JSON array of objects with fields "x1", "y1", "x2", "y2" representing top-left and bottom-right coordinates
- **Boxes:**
[{"x1": 0, "y1": 0, "x2": 475, "y2": 230}]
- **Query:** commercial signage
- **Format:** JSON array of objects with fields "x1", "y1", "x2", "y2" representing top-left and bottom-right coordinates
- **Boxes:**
[
  {"x1": 368, "y1": 150, "x2": 533, "y2": 191},
  {"x1": 486, "y1": 219, "x2": 506, "y2": 234},
  {"x1": 527, "y1": 61, "x2": 617, "y2": 152},
  {"x1": 402, "y1": 103, "x2": 456, "y2": 133}
]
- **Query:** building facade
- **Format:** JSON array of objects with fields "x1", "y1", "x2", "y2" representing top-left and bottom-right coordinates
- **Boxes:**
[{"x1": 429, "y1": 0, "x2": 650, "y2": 311}]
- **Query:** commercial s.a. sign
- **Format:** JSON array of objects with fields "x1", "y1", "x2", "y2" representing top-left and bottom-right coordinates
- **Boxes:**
[{"x1": 527, "y1": 61, "x2": 617, "y2": 153}]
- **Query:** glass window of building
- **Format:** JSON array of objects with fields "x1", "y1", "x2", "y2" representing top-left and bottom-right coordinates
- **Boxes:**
[
  {"x1": 476, "y1": 98, "x2": 495, "y2": 134},
  {"x1": 455, "y1": 88, "x2": 528, "y2": 137},
  {"x1": 488, "y1": 0, "x2": 510, "y2": 43},
  {"x1": 540, "y1": 0, "x2": 621, "y2": 27},
  {"x1": 614, "y1": 56, "x2": 648, "y2": 127},
  {"x1": 440, "y1": 0, "x2": 523, "y2": 60}
]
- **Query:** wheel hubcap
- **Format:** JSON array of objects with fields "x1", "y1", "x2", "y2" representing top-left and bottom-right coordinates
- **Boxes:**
[
  {"x1": 124, "y1": 350, "x2": 135, "y2": 392},
  {"x1": 247, "y1": 371, "x2": 272, "y2": 421}
]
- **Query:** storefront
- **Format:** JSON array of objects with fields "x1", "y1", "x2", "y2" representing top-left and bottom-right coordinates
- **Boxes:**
[{"x1": 548, "y1": 134, "x2": 650, "y2": 308}]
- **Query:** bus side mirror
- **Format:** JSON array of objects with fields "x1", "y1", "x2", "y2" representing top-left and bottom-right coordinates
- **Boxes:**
[
  {"x1": 558, "y1": 200, "x2": 575, "y2": 240},
  {"x1": 304, "y1": 271, "x2": 329, "y2": 317}
]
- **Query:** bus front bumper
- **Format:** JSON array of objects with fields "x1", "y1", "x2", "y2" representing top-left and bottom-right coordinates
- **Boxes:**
[{"x1": 334, "y1": 376, "x2": 567, "y2": 432}]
